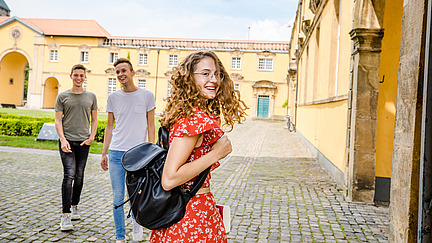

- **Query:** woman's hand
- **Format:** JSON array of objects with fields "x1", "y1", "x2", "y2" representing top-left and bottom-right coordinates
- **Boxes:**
[{"x1": 211, "y1": 135, "x2": 232, "y2": 160}]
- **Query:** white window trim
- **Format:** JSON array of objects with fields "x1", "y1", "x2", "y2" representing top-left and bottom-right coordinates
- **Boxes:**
[
  {"x1": 50, "y1": 50, "x2": 58, "y2": 62},
  {"x1": 168, "y1": 55, "x2": 178, "y2": 67},
  {"x1": 138, "y1": 79, "x2": 147, "y2": 89},
  {"x1": 109, "y1": 53, "x2": 119, "y2": 64},
  {"x1": 258, "y1": 58, "x2": 273, "y2": 71},
  {"x1": 139, "y1": 53, "x2": 148, "y2": 66},
  {"x1": 231, "y1": 57, "x2": 242, "y2": 70},
  {"x1": 80, "y1": 51, "x2": 89, "y2": 63},
  {"x1": 167, "y1": 82, "x2": 172, "y2": 97},
  {"x1": 82, "y1": 79, "x2": 88, "y2": 90},
  {"x1": 108, "y1": 78, "x2": 117, "y2": 94},
  {"x1": 234, "y1": 83, "x2": 240, "y2": 91}
]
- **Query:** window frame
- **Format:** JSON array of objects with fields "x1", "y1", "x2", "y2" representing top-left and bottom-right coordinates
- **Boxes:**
[
  {"x1": 168, "y1": 55, "x2": 178, "y2": 67},
  {"x1": 258, "y1": 58, "x2": 274, "y2": 71},
  {"x1": 109, "y1": 53, "x2": 119, "y2": 64},
  {"x1": 138, "y1": 79, "x2": 147, "y2": 89},
  {"x1": 166, "y1": 82, "x2": 172, "y2": 97},
  {"x1": 231, "y1": 57, "x2": 242, "y2": 70},
  {"x1": 108, "y1": 78, "x2": 117, "y2": 94},
  {"x1": 50, "y1": 50, "x2": 58, "y2": 62},
  {"x1": 139, "y1": 53, "x2": 148, "y2": 66},
  {"x1": 80, "y1": 51, "x2": 89, "y2": 63}
]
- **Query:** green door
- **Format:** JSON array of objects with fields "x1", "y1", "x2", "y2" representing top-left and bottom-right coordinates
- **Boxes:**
[{"x1": 257, "y1": 96, "x2": 269, "y2": 117}]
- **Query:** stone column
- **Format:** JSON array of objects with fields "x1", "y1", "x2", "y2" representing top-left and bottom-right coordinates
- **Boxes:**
[{"x1": 346, "y1": 28, "x2": 384, "y2": 202}]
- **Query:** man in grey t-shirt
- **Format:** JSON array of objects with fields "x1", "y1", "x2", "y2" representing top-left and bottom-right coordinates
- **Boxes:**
[{"x1": 55, "y1": 64, "x2": 98, "y2": 231}]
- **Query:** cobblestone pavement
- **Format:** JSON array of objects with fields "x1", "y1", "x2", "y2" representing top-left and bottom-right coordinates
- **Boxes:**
[{"x1": 0, "y1": 119, "x2": 389, "y2": 242}]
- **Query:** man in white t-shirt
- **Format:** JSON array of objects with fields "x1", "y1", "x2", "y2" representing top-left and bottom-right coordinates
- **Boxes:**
[{"x1": 101, "y1": 58, "x2": 155, "y2": 243}]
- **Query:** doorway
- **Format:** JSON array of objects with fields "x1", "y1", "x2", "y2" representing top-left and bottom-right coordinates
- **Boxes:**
[
  {"x1": 43, "y1": 77, "x2": 59, "y2": 108},
  {"x1": 257, "y1": 95, "x2": 270, "y2": 117},
  {"x1": 0, "y1": 52, "x2": 28, "y2": 106}
]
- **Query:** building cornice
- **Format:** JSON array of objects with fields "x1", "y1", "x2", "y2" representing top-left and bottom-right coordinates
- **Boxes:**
[{"x1": 102, "y1": 37, "x2": 289, "y2": 53}]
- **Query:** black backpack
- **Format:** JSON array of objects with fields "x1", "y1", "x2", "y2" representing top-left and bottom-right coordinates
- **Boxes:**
[{"x1": 115, "y1": 127, "x2": 211, "y2": 230}]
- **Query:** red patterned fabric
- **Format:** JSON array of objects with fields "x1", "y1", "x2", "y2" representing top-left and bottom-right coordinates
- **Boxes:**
[{"x1": 150, "y1": 108, "x2": 227, "y2": 243}]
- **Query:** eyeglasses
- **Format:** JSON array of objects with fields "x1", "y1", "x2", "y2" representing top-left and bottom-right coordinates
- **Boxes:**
[{"x1": 193, "y1": 71, "x2": 225, "y2": 82}]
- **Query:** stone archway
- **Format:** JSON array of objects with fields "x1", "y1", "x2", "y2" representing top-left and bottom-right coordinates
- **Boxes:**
[
  {"x1": 0, "y1": 51, "x2": 29, "y2": 106},
  {"x1": 43, "y1": 77, "x2": 59, "y2": 109},
  {"x1": 252, "y1": 80, "x2": 277, "y2": 118}
]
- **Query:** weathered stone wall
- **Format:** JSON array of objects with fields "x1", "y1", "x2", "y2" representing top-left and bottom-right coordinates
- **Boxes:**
[
  {"x1": 389, "y1": 0, "x2": 428, "y2": 242},
  {"x1": 346, "y1": 0, "x2": 385, "y2": 202}
]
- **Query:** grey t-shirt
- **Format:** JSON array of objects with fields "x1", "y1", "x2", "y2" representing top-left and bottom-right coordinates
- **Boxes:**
[{"x1": 55, "y1": 90, "x2": 98, "y2": 141}]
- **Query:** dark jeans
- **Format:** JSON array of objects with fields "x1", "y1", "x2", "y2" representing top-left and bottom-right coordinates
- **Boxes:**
[{"x1": 59, "y1": 140, "x2": 90, "y2": 214}]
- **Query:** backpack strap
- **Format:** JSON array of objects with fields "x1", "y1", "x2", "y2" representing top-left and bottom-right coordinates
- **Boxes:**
[
  {"x1": 157, "y1": 126, "x2": 170, "y2": 150},
  {"x1": 157, "y1": 126, "x2": 211, "y2": 197},
  {"x1": 187, "y1": 166, "x2": 211, "y2": 196}
]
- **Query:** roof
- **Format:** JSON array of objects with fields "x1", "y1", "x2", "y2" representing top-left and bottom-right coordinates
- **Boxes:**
[
  {"x1": 104, "y1": 37, "x2": 289, "y2": 52},
  {"x1": 0, "y1": 0, "x2": 10, "y2": 11},
  {"x1": 0, "y1": 16, "x2": 288, "y2": 52},
  {"x1": 0, "y1": 16, "x2": 110, "y2": 37}
]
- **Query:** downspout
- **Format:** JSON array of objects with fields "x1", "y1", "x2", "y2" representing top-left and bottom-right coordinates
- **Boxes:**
[{"x1": 155, "y1": 49, "x2": 160, "y2": 102}]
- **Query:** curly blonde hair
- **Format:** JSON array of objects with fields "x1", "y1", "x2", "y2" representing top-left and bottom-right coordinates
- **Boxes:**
[{"x1": 160, "y1": 50, "x2": 247, "y2": 131}]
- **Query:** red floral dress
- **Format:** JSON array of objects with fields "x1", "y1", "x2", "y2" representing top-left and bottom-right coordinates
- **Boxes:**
[{"x1": 150, "y1": 108, "x2": 227, "y2": 243}]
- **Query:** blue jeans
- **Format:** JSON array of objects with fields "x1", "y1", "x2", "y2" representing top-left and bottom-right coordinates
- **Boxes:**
[
  {"x1": 109, "y1": 150, "x2": 127, "y2": 240},
  {"x1": 59, "y1": 140, "x2": 90, "y2": 214}
]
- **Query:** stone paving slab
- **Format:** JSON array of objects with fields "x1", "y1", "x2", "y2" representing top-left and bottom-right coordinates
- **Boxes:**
[{"x1": 0, "y1": 119, "x2": 389, "y2": 242}]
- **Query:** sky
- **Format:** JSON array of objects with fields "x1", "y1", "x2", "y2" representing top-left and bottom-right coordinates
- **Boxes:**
[{"x1": 7, "y1": 0, "x2": 298, "y2": 41}]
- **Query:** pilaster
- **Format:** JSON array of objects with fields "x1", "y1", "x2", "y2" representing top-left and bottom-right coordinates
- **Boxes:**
[{"x1": 346, "y1": 28, "x2": 384, "y2": 202}]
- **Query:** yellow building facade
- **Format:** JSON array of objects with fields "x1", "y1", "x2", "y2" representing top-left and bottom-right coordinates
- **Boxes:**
[
  {"x1": 0, "y1": 16, "x2": 289, "y2": 119},
  {"x1": 288, "y1": 0, "x2": 403, "y2": 203}
]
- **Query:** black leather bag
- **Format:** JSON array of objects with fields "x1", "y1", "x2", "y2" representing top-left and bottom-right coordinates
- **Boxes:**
[{"x1": 115, "y1": 127, "x2": 211, "y2": 230}]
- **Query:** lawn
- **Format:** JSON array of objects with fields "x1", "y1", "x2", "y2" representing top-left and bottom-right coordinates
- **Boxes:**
[
  {"x1": 0, "y1": 108, "x2": 108, "y2": 120},
  {"x1": 0, "y1": 135, "x2": 104, "y2": 154},
  {"x1": 0, "y1": 108, "x2": 160, "y2": 154}
]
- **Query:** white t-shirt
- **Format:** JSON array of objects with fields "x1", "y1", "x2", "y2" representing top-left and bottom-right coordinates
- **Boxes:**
[{"x1": 106, "y1": 88, "x2": 156, "y2": 151}]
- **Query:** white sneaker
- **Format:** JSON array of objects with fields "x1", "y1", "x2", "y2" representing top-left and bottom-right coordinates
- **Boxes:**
[
  {"x1": 71, "y1": 206, "x2": 80, "y2": 220},
  {"x1": 132, "y1": 219, "x2": 144, "y2": 241},
  {"x1": 60, "y1": 214, "x2": 73, "y2": 231}
]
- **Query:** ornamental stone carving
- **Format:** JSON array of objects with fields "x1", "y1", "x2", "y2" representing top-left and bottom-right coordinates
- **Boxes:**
[
  {"x1": 109, "y1": 46, "x2": 120, "y2": 52},
  {"x1": 105, "y1": 68, "x2": 115, "y2": 75},
  {"x1": 230, "y1": 73, "x2": 244, "y2": 81},
  {"x1": 309, "y1": 0, "x2": 321, "y2": 13},
  {"x1": 79, "y1": 44, "x2": 90, "y2": 51},
  {"x1": 48, "y1": 43, "x2": 60, "y2": 50},
  {"x1": 257, "y1": 51, "x2": 275, "y2": 58},
  {"x1": 230, "y1": 50, "x2": 244, "y2": 58},
  {"x1": 135, "y1": 69, "x2": 150, "y2": 77},
  {"x1": 138, "y1": 46, "x2": 149, "y2": 54}
]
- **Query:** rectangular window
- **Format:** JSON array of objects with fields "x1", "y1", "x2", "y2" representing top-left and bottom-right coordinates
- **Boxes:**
[
  {"x1": 83, "y1": 79, "x2": 87, "y2": 90},
  {"x1": 139, "y1": 54, "x2": 148, "y2": 66},
  {"x1": 138, "y1": 79, "x2": 146, "y2": 89},
  {"x1": 167, "y1": 82, "x2": 172, "y2": 97},
  {"x1": 50, "y1": 50, "x2": 58, "y2": 62},
  {"x1": 108, "y1": 78, "x2": 117, "y2": 94},
  {"x1": 231, "y1": 57, "x2": 241, "y2": 70},
  {"x1": 80, "y1": 51, "x2": 89, "y2": 63},
  {"x1": 109, "y1": 53, "x2": 119, "y2": 64},
  {"x1": 168, "y1": 55, "x2": 178, "y2": 67},
  {"x1": 258, "y1": 58, "x2": 273, "y2": 71},
  {"x1": 234, "y1": 83, "x2": 240, "y2": 91}
]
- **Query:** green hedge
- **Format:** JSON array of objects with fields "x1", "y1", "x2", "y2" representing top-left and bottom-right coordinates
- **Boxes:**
[{"x1": 0, "y1": 113, "x2": 107, "y2": 142}]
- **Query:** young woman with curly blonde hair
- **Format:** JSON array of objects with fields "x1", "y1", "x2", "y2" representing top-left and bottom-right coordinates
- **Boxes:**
[{"x1": 150, "y1": 50, "x2": 247, "y2": 242}]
